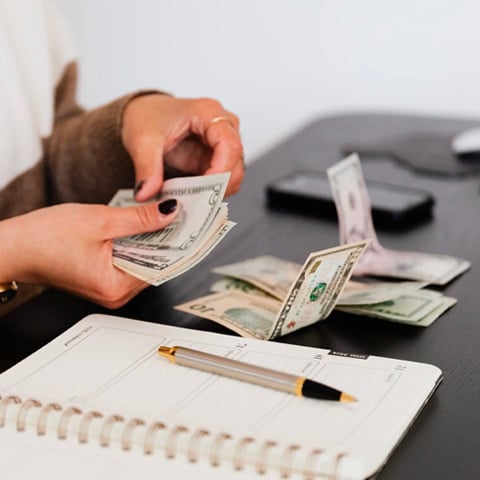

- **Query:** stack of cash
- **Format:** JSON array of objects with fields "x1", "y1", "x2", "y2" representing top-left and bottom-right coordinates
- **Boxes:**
[
  {"x1": 108, "y1": 173, "x2": 235, "y2": 286},
  {"x1": 175, "y1": 154, "x2": 465, "y2": 338},
  {"x1": 175, "y1": 254, "x2": 457, "y2": 338},
  {"x1": 176, "y1": 242, "x2": 370, "y2": 340},
  {"x1": 108, "y1": 155, "x2": 465, "y2": 338},
  {"x1": 211, "y1": 259, "x2": 457, "y2": 327}
]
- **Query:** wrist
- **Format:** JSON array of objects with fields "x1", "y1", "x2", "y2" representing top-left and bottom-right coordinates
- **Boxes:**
[
  {"x1": 121, "y1": 91, "x2": 171, "y2": 145},
  {"x1": 0, "y1": 216, "x2": 28, "y2": 284}
]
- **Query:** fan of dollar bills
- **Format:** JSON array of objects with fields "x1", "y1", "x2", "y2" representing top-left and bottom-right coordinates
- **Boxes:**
[
  {"x1": 108, "y1": 173, "x2": 235, "y2": 286},
  {"x1": 174, "y1": 154, "x2": 466, "y2": 339}
]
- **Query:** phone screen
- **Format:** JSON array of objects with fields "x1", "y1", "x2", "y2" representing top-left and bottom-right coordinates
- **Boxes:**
[
  {"x1": 274, "y1": 173, "x2": 428, "y2": 211},
  {"x1": 266, "y1": 171, "x2": 435, "y2": 229}
]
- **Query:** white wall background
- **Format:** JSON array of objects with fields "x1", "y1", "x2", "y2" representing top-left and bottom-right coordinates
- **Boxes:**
[{"x1": 57, "y1": 0, "x2": 480, "y2": 161}]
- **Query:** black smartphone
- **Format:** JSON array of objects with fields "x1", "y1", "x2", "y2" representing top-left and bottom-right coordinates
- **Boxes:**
[{"x1": 265, "y1": 170, "x2": 435, "y2": 229}]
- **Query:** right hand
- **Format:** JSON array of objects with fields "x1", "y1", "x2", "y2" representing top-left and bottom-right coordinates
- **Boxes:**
[
  {"x1": 0, "y1": 199, "x2": 178, "y2": 308},
  {"x1": 121, "y1": 95, "x2": 245, "y2": 201}
]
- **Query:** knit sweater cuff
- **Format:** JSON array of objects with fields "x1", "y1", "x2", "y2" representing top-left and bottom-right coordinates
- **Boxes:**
[
  {"x1": 48, "y1": 89, "x2": 170, "y2": 205},
  {"x1": 94, "y1": 89, "x2": 167, "y2": 163}
]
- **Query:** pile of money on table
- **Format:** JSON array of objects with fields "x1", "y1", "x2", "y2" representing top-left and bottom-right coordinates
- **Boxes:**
[{"x1": 174, "y1": 154, "x2": 467, "y2": 339}]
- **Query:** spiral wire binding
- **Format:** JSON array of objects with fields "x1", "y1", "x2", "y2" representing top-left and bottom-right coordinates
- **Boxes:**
[
  {"x1": 0, "y1": 395, "x2": 21, "y2": 427},
  {"x1": 121, "y1": 418, "x2": 145, "y2": 451},
  {"x1": 255, "y1": 440, "x2": 278, "y2": 474},
  {"x1": 209, "y1": 432, "x2": 232, "y2": 467},
  {"x1": 332, "y1": 452, "x2": 348, "y2": 479},
  {"x1": 78, "y1": 411, "x2": 103, "y2": 443},
  {"x1": 303, "y1": 448, "x2": 325, "y2": 480},
  {"x1": 16, "y1": 398, "x2": 41, "y2": 431},
  {"x1": 143, "y1": 421, "x2": 166, "y2": 455},
  {"x1": 233, "y1": 436, "x2": 255, "y2": 471},
  {"x1": 58, "y1": 406, "x2": 82, "y2": 439},
  {"x1": 0, "y1": 394, "x2": 348, "y2": 479},
  {"x1": 187, "y1": 428, "x2": 210, "y2": 463},
  {"x1": 165, "y1": 425, "x2": 188, "y2": 458},
  {"x1": 100, "y1": 414, "x2": 124, "y2": 447},
  {"x1": 37, "y1": 403, "x2": 61, "y2": 435},
  {"x1": 280, "y1": 444, "x2": 301, "y2": 478}
]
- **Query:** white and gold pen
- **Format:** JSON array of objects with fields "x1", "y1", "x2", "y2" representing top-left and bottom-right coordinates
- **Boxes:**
[{"x1": 158, "y1": 346, "x2": 357, "y2": 403}]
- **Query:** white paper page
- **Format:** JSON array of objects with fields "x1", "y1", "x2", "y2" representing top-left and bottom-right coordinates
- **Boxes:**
[
  {"x1": 0, "y1": 314, "x2": 441, "y2": 478},
  {"x1": 0, "y1": 428, "x2": 278, "y2": 480}
]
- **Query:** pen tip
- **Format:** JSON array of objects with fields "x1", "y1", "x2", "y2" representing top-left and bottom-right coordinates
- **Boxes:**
[{"x1": 340, "y1": 392, "x2": 357, "y2": 403}]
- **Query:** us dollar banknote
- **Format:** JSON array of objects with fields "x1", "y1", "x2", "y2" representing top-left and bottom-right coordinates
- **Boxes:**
[
  {"x1": 175, "y1": 241, "x2": 368, "y2": 339},
  {"x1": 210, "y1": 256, "x2": 428, "y2": 305},
  {"x1": 210, "y1": 265, "x2": 453, "y2": 327},
  {"x1": 338, "y1": 279, "x2": 428, "y2": 305},
  {"x1": 210, "y1": 277, "x2": 273, "y2": 298},
  {"x1": 338, "y1": 289, "x2": 457, "y2": 327},
  {"x1": 109, "y1": 173, "x2": 234, "y2": 285},
  {"x1": 212, "y1": 256, "x2": 302, "y2": 300},
  {"x1": 327, "y1": 153, "x2": 470, "y2": 285}
]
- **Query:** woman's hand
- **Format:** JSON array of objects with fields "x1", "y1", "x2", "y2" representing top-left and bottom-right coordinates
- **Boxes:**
[
  {"x1": 121, "y1": 95, "x2": 245, "y2": 201},
  {"x1": 0, "y1": 199, "x2": 178, "y2": 308}
]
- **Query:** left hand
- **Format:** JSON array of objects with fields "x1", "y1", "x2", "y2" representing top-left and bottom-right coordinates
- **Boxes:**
[
  {"x1": 121, "y1": 94, "x2": 245, "y2": 201},
  {"x1": 1, "y1": 199, "x2": 179, "y2": 308}
]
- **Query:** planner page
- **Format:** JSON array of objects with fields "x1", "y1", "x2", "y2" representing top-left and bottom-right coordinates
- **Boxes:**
[{"x1": 0, "y1": 314, "x2": 441, "y2": 479}]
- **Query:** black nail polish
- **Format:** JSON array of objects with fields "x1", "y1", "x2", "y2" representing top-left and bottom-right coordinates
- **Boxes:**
[
  {"x1": 158, "y1": 199, "x2": 177, "y2": 215},
  {"x1": 134, "y1": 180, "x2": 145, "y2": 196}
]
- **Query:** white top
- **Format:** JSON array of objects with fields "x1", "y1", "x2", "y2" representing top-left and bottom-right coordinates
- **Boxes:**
[{"x1": 0, "y1": 0, "x2": 74, "y2": 189}]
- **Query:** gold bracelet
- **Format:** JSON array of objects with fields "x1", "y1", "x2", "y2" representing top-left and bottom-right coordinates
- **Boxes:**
[{"x1": 0, "y1": 281, "x2": 18, "y2": 304}]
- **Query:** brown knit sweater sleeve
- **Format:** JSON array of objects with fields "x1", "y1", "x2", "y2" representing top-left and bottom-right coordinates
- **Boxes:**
[
  {"x1": 0, "y1": 63, "x2": 168, "y2": 315},
  {"x1": 45, "y1": 62, "x2": 162, "y2": 205}
]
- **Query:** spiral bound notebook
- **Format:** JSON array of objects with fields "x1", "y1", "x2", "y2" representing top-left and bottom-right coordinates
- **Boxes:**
[{"x1": 0, "y1": 314, "x2": 441, "y2": 480}]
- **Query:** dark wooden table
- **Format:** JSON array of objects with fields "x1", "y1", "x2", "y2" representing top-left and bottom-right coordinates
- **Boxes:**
[{"x1": 2, "y1": 112, "x2": 480, "y2": 479}]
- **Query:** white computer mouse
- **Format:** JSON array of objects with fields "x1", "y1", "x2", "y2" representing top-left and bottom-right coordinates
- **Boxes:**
[{"x1": 451, "y1": 127, "x2": 480, "y2": 161}]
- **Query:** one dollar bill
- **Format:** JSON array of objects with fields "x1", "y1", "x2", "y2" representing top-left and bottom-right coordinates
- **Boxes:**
[{"x1": 327, "y1": 153, "x2": 470, "y2": 285}]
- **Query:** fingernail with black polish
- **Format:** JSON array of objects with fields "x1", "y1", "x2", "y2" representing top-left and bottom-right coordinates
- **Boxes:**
[
  {"x1": 134, "y1": 180, "x2": 145, "y2": 196},
  {"x1": 158, "y1": 198, "x2": 177, "y2": 215}
]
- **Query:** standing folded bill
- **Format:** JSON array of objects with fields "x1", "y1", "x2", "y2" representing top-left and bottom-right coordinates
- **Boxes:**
[
  {"x1": 207, "y1": 257, "x2": 455, "y2": 327},
  {"x1": 327, "y1": 153, "x2": 471, "y2": 285},
  {"x1": 211, "y1": 257, "x2": 430, "y2": 305},
  {"x1": 175, "y1": 241, "x2": 368, "y2": 339},
  {"x1": 108, "y1": 173, "x2": 235, "y2": 286}
]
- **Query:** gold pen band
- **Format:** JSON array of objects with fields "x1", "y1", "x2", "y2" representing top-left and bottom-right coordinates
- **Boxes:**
[
  {"x1": 158, "y1": 346, "x2": 178, "y2": 362},
  {"x1": 294, "y1": 377, "x2": 306, "y2": 397}
]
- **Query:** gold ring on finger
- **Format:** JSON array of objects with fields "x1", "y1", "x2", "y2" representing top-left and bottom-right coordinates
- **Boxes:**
[{"x1": 205, "y1": 116, "x2": 235, "y2": 139}]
